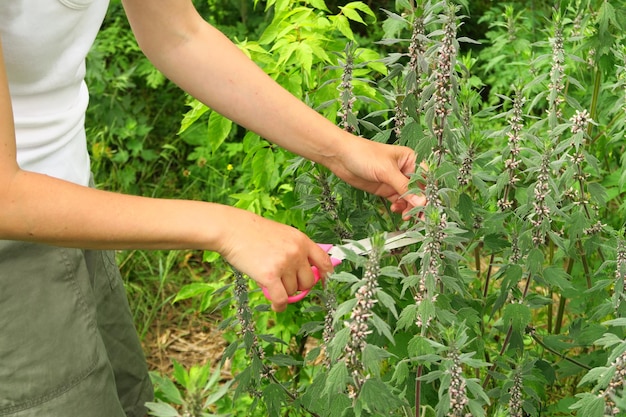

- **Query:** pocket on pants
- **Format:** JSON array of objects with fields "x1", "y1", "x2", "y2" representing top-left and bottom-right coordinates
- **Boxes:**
[{"x1": 0, "y1": 242, "x2": 100, "y2": 415}]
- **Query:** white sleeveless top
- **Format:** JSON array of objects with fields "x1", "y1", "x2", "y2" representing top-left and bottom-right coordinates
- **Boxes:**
[{"x1": 0, "y1": 0, "x2": 109, "y2": 186}]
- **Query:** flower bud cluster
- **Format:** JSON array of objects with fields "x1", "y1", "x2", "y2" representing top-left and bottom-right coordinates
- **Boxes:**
[
  {"x1": 584, "y1": 220, "x2": 604, "y2": 236},
  {"x1": 510, "y1": 233, "x2": 522, "y2": 264},
  {"x1": 394, "y1": 92, "x2": 407, "y2": 138},
  {"x1": 530, "y1": 153, "x2": 552, "y2": 245},
  {"x1": 415, "y1": 174, "x2": 445, "y2": 328},
  {"x1": 616, "y1": 239, "x2": 626, "y2": 308},
  {"x1": 432, "y1": 6, "x2": 458, "y2": 145},
  {"x1": 508, "y1": 371, "x2": 523, "y2": 417},
  {"x1": 409, "y1": 15, "x2": 426, "y2": 76},
  {"x1": 547, "y1": 25, "x2": 565, "y2": 121},
  {"x1": 315, "y1": 171, "x2": 352, "y2": 240},
  {"x1": 338, "y1": 44, "x2": 357, "y2": 134},
  {"x1": 570, "y1": 109, "x2": 592, "y2": 134},
  {"x1": 342, "y1": 244, "x2": 382, "y2": 392},
  {"x1": 457, "y1": 147, "x2": 474, "y2": 186},
  {"x1": 233, "y1": 270, "x2": 264, "y2": 361},
  {"x1": 600, "y1": 349, "x2": 626, "y2": 416},
  {"x1": 322, "y1": 289, "x2": 337, "y2": 369},
  {"x1": 415, "y1": 213, "x2": 446, "y2": 329},
  {"x1": 447, "y1": 349, "x2": 470, "y2": 417},
  {"x1": 498, "y1": 91, "x2": 525, "y2": 211}
]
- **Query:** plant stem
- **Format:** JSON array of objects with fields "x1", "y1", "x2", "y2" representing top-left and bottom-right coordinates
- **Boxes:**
[
  {"x1": 531, "y1": 333, "x2": 591, "y2": 370},
  {"x1": 483, "y1": 325, "x2": 513, "y2": 389},
  {"x1": 415, "y1": 364, "x2": 422, "y2": 417},
  {"x1": 483, "y1": 253, "x2": 495, "y2": 298},
  {"x1": 554, "y1": 296, "x2": 567, "y2": 335},
  {"x1": 554, "y1": 258, "x2": 574, "y2": 334}
]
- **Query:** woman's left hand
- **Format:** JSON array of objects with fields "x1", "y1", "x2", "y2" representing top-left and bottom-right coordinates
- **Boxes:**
[{"x1": 327, "y1": 134, "x2": 427, "y2": 218}]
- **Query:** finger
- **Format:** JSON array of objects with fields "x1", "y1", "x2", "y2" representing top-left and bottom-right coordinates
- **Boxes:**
[
  {"x1": 281, "y1": 273, "x2": 299, "y2": 296},
  {"x1": 265, "y1": 280, "x2": 289, "y2": 312},
  {"x1": 296, "y1": 264, "x2": 317, "y2": 291},
  {"x1": 308, "y1": 243, "x2": 334, "y2": 280}
]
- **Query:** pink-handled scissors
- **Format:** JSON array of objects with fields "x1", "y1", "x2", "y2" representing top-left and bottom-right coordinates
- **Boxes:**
[{"x1": 261, "y1": 231, "x2": 418, "y2": 303}]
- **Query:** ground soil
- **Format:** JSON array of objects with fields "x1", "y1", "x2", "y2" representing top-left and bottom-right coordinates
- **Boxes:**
[{"x1": 142, "y1": 303, "x2": 229, "y2": 376}]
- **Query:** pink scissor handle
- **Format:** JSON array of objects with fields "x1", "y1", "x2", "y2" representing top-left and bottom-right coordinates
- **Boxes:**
[{"x1": 262, "y1": 244, "x2": 341, "y2": 303}]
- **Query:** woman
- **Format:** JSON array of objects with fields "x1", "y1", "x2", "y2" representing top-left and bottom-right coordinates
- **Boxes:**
[{"x1": 0, "y1": 0, "x2": 424, "y2": 416}]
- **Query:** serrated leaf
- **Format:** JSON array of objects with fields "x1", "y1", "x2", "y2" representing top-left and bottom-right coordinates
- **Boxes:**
[
  {"x1": 323, "y1": 361, "x2": 349, "y2": 396},
  {"x1": 397, "y1": 304, "x2": 418, "y2": 330},
  {"x1": 526, "y1": 248, "x2": 544, "y2": 275},
  {"x1": 359, "y1": 378, "x2": 403, "y2": 413},
  {"x1": 263, "y1": 383, "x2": 285, "y2": 417},
  {"x1": 179, "y1": 99, "x2": 208, "y2": 134},
  {"x1": 371, "y1": 313, "x2": 394, "y2": 344},
  {"x1": 362, "y1": 344, "x2": 394, "y2": 376},
  {"x1": 376, "y1": 290, "x2": 398, "y2": 319},
  {"x1": 295, "y1": 42, "x2": 313, "y2": 77},
  {"x1": 328, "y1": 327, "x2": 350, "y2": 361},
  {"x1": 570, "y1": 393, "x2": 605, "y2": 417},
  {"x1": 483, "y1": 233, "x2": 510, "y2": 252},
  {"x1": 208, "y1": 111, "x2": 233, "y2": 152},
  {"x1": 503, "y1": 302, "x2": 532, "y2": 334},
  {"x1": 392, "y1": 361, "x2": 409, "y2": 385},
  {"x1": 267, "y1": 354, "x2": 303, "y2": 367},
  {"x1": 330, "y1": 14, "x2": 354, "y2": 40},
  {"x1": 307, "y1": 0, "x2": 329, "y2": 11},
  {"x1": 578, "y1": 366, "x2": 611, "y2": 387},
  {"x1": 407, "y1": 335, "x2": 435, "y2": 358},
  {"x1": 542, "y1": 266, "x2": 574, "y2": 291},
  {"x1": 340, "y1": 5, "x2": 366, "y2": 24}
]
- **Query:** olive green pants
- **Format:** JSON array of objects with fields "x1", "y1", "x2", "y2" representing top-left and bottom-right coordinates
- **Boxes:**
[{"x1": 0, "y1": 241, "x2": 153, "y2": 416}]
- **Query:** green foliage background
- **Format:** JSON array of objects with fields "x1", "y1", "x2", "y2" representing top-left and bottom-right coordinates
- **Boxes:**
[{"x1": 86, "y1": 0, "x2": 626, "y2": 416}]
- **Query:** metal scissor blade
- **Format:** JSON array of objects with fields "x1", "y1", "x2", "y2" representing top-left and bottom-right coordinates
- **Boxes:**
[{"x1": 327, "y1": 231, "x2": 418, "y2": 261}]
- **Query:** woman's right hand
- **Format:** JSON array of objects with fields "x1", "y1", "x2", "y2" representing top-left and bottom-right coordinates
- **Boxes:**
[{"x1": 216, "y1": 209, "x2": 334, "y2": 312}]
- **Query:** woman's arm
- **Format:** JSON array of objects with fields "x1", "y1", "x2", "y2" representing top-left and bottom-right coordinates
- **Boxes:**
[
  {"x1": 0, "y1": 39, "x2": 331, "y2": 312},
  {"x1": 121, "y1": 0, "x2": 426, "y2": 214}
]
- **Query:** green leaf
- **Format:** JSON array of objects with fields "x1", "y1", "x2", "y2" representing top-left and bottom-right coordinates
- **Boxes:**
[
  {"x1": 503, "y1": 303, "x2": 532, "y2": 334},
  {"x1": 358, "y1": 378, "x2": 403, "y2": 413},
  {"x1": 323, "y1": 361, "x2": 349, "y2": 396},
  {"x1": 392, "y1": 361, "x2": 409, "y2": 385},
  {"x1": 371, "y1": 313, "x2": 395, "y2": 344},
  {"x1": 578, "y1": 366, "x2": 611, "y2": 387},
  {"x1": 295, "y1": 42, "x2": 314, "y2": 77},
  {"x1": 526, "y1": 248, "x2": 544, "y2": 275},
  {"x1": 251, "y1": 147, "x2": 277, "y2": 189},
  {"x1": 407, "y1": 335, "x2": 435, "y2": 358},
  {"x1": 542, "y1": 266, "x2": 574, "y2": 292},
  {"x1": 377, "y1": 289, "x2": 398, "y2": 319},
  {"x1": 173, "y1": 282, "x2": 213, "y2": 303},
  {"x1": 330, "y1": 15, "x2": 354, "y2": 40},
  {"x1": 145, "y1": 401, "x2": 180, "y2": 417},
  {"x1": 397, "y1": 304, "x2": 418, "y2": 330},
  {"x1": 483, "y1": 233, "x2": 510, "y2": 252},
  {"x1": 207, "y1": 111, "x2": 233, "y2": 152},
  {"x1": 179, "y1": 99, "x2": 209, "y2": 134},
  {"x1": 362, "y1": 344, "x2": 394, "y2": 376},
  {"x1": 307, "y1": 0, "x2": 329, "y2": 11},
  {"x1": 263, "y1": 383, "x2": 286, "y2": 417},
  {"x1": 267, "y1": 354, "x2": 303, "y2": 367},
  {"x1": 570, "y1": 393, "x2": 605, "y2": 417},
  {"x1": 340, "y1": 5, "x2": 366, "y2": 24},
  {"x1": 150, "y1": 373, "x2": 184, "y2": 405}
]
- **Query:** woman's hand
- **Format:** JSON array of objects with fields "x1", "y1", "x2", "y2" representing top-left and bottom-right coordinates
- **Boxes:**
[
  {"x1": 327, "y1": 133, "x2": 427, "y2": 218},
  {"x1": 215, "y1": 209, "x2": 334, "y2": 312}
]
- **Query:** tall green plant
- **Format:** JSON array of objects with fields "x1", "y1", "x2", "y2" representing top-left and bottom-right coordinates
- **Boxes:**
[{"x1": 144, "y1": 0, "x2": 626, "y2": 416}]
